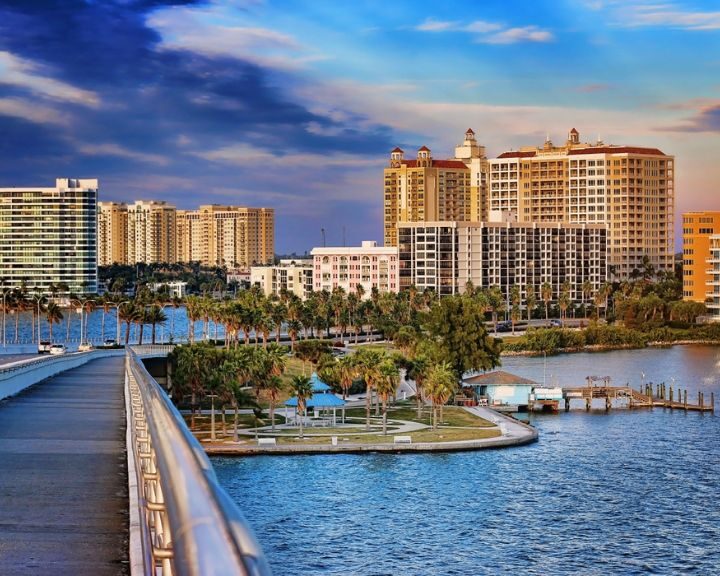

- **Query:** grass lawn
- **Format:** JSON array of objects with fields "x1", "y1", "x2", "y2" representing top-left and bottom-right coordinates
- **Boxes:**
[
  {"x1": 347, "y1": 342, "x2": 398, "y2": 354},
  {"x1": 185, "y1": 412, "x2": 286, "y2": 433},
  {"x1": 273, "y1": 427, "x2": 500, "y2": 445},
  {"x1": 344, "y1": 404, "x2": 494, "y2": 428}
]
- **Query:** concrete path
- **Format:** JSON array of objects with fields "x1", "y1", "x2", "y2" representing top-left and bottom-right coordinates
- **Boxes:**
[
  {"x1": 0, "y1": 357, "x2": 128, "y2": 575},
  {"x1": 464, "y1": 406, "x2": 537, "y2": 443}
]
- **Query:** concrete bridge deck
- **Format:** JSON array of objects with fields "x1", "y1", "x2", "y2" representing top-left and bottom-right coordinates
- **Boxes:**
[{"x1": 0, "y1": 356, "x2": 128, "y2": 575}]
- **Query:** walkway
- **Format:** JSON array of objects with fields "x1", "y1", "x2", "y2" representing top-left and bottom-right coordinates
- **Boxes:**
[{"x1": 0, "y1": 356, "x2": 128, "y2": 575}]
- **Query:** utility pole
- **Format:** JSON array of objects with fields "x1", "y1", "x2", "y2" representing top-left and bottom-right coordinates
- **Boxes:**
[{"x1": 321, "y1": 228, "x2": 326, "y2": 248}]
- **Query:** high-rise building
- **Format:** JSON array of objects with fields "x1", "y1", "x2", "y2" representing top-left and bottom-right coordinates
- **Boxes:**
[
  {"x1": 311, "y1": 241, "x2": 399, "y2": 296},
  {"x1": 128, "y1": 201, "x2": 177, "y2": 264},
  {"x1": 176, "y1": 205, "x2": 274, "y2": 268},
  {"x1": 681, "y1": 211, "x2": 720, "y2": 302},
  {"x1": 454, "y1": 128, "x2": 490, "y2": 222},
  {"x1": 398, "y1": 220, "x2": 608, "y2": 302},
  {"x1": 250, "y1": 259, "x2": 313, "y2": 300},
  {"x1": 383, "y1": 141, "x2": 473, "y2": 247},
  {"x1": 489, "y1": 129, "x2": 674, "y2": 279},
  {"x1": 97, "y1": 202, "x2": 129, "y2": 265},
  {"x1": 706, "y1": 236, "x2": 720, "y2": 321},
  {"x1": 0, "y1": 178, "x2": 98, "y2": 294}
]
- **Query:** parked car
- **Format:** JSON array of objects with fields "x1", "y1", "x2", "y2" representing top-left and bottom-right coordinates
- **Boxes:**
[
  {"x1": 38, "y1": 340, "x2": 52, "y2": 354},
  {"x1": 49, "y1": 344, "x2": 67, "y2": 355},
  {"x1": 78, "y1": 342, "x2": 94, "y2": 352},
  {"x1": 496, "y1": 321, "x2": 512, "y2": 333},
  {"x1": 549, "y1": 319, "x2": 563, "y2": 328}
]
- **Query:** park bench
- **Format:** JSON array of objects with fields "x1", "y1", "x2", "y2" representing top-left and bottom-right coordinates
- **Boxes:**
[
  {"x1": 393, "y1": 435, "x2": 412, "y2": 444},
  {"x1": 257, "y1": 438, "x2": 277, "y2": 446}
]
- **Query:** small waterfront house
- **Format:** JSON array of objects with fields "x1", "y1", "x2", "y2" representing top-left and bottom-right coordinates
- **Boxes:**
[{"x1": 462, "y1": 371, "x2": 538, "y2": 410}]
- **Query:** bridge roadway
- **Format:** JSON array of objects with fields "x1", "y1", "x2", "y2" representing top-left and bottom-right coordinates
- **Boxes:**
[{"x1": 0, "y1": 356, "x2": 128, "y2": 575}]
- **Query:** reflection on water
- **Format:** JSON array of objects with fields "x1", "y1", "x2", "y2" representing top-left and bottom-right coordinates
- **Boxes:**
[{"x1": 214, "y1": 345, "x2": 720, "y2": 576}]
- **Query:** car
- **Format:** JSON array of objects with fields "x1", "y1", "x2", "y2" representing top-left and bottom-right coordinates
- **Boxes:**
[
  {"x1": 549, "y1": 319, "x2": 563, "y2": 328},
  {"x1": 49, "y1": 344, "x2": 67, "y2": 355},
  {"x1": 104, "y1": 338, "x2": 118, "y2": 347},
  {"x1": 78, "y1": 342, "x2": 94, "y2": 352},
  {"x1": 38, "y1": 340, "x2": 52, "y2": 354},
  {"x1": 496, "y1": 322, "x2": 512, "y2": 333}
]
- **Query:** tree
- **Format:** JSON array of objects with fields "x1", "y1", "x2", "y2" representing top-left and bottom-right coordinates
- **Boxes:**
[
  {"x1": 45, "y1": 302, "x2": 63, "y2": 341},
  {"x1": 525, "y1": 285, "x2": 537, "y2": 322},
  {"x1": 145, "y1": 305, "x2": 167, "y2": 344},
  {"x1": 262, "y1": 375, "x2": 284, "y2": 431},
  {"x1": 354, "y1": 348, "x2": 383, "y2": 430},
  {"x1": 509, "y1": 285, "x2": 521, "y2": 334},
  {"x1": 406, "y1": 354, "x2": 430, "y2": 418},
  {"x1": 377, "y1": 359, "x2": 400, "y2": 435},
  {"x1": 289, "y1": 375, "x2": 313, "y2": 439},
  {"x1": 558, "y1": 281, "x2": 571, "y2": 325},
  {"x1": 581, "y1": 280, "x2": 593, "y2": 317},
  {"x1": 423, "y1": 362, "x2": 458, "y2": 429},
  {"x1": 421, "y1": 295, "x2": 501, "y2": 380},
  {"x1": 541, "y1": 282, "x2": 553, "y2": 321}
]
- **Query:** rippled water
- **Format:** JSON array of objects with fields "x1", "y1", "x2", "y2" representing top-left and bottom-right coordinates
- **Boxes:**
[{"x1": 214, "y1": 345, "x2": 720, "y2": 575}]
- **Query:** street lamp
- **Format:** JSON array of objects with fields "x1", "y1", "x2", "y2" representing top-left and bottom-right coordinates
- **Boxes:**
[
  {"x1": 31, "y1": 292, "x2": 44, "y2": 344},
  {"x1": 116, "y1": 300, "x2": 129, "y2": 345},
  {"x1": 1, "y1": 288, "x2": 9, "y2": 348}
]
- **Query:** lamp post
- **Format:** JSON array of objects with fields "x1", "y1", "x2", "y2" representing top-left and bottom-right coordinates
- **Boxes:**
[
  {"x1": 116, "y1": 300, "x2": 129, "y2": 345},
  {"x1": 32, "y1": 292, "x2": 44, "y2": 344},
  {"x1": 1, "y1": 289, "x2": 8, "y2": 348}
]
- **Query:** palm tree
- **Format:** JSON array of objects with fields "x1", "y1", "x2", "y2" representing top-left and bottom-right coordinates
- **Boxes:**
[
  {"x1": 406, "y1": 354, "x2": 429, "y2": 419},
  {"x1": 289, "y1": 375, "x2": 313, "y2": 439},
  {"x1": 525, "y1": 285, "x2": 537, "y2": 322},
  {"x1": 377, "y1": 359, "x2": 400, "y2": 435},
  {"x1": 354, "y1": 349, "x2": 383, "y2": 430},
  {"x1": 169, "y1": 296, "x2": 182, "y2": 341},
  {"x1": 146, "y1": 305, "x2": 167, "y2": 344},
  {"x1": 262, "y1": 375, "x2": 284, "y2": 431},
  {"x1": 558, "y1": 281, "x2": 572, "y2": 325},
  {"x1": 541, "y1": 282, "x2": 553, "y2": 322},
  {"x1": 45, "y1": 302, "x2": 63, "y2": 341},
  {"x1": 485, "y1": 286, "x2": 505, "y2": 333},
  {"x1": 287, "y1": 319, "x2": 302, "y2": 351},
  {"x1": 185, "y1": 295, "x2": 201, "y2": 343},
  {"x1": 100, "y1": 296, "x2": 112, "y2": 342},
  {"x1": 581, "y1": 279, "x2": 593, "y2": 317},
  {"x1": 118, "y1": 301, "x2": 136, "y2": 345},
  {"x1": 423, "y1": 362, "x2": 458, "y2": 429},
  {"x1": 509, "y1": 285, "x2": 521, "y2": 334},
  {"x1": 270, "y1": 302, "x2": 287, "y2": 344}
]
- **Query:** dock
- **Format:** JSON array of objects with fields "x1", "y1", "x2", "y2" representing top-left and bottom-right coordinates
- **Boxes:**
[{"x1": 562, "y1": 376, "x2": 714, "y2": 412}]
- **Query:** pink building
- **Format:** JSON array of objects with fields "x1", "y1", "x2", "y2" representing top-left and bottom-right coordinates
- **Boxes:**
[{"x1": 311, "y1": 241, "x2": 399, "y2": 297}]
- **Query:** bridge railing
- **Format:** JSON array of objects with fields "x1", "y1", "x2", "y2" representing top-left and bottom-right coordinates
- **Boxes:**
[{"x1": 125, "y1": 349, "x2": 271, "y2": 576}]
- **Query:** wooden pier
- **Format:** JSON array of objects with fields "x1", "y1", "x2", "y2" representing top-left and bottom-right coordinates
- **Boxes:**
[{"x1": 562, "y1": 376, "x2": 715, "y2": 413}]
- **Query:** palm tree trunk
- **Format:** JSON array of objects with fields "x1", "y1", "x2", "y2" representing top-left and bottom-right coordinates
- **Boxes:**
[
  {"x1": 221, "y1": 406, "x2": 227, "y2": 437},
  {"x1": 49, "y1": 322, "x2": 53, "y2": 340},
  {"x1": 270, "y1": 400, "x2": 276, "y2": 431},
  {"x1": 365, "y1": 390, "x2": 371, "y2": 431},
  {"x1": 138, "y1": 323, "x2": 144, "y2": 345},
  {"x1": 125, "y1": 321, "x2": 131, "y2": 345},
  {"x1": 298, "y1": 403, "x2": 304, "y2": 438},
  {"x1": 191, "y1": 391, "x2": 197, "y2": 429},
  {"x1": 101, "y1": 311, "x2": 106, "y2": 341},
  {"x1": 210, "y1": 396, "x2": 216, "y2": 441},
  {"x1": 233, "y1": 403, "x2": 239, "y2": 442},
  {"x1": 382, "y1": 398, "x2": 387, "y2": 435},
  {"x1": 151, "y1": 323, "x2": 156, "y2": 345}
]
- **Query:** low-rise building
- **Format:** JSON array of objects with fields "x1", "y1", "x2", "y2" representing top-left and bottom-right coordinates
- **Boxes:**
[
  {"x1": 311, "y1": 241, "x2": 398, "y2": 297},
  {"x1": 398, "y1": 220, "x2": 608, "y2": 302},
  {"x1": 150, "y1": 281, "x2": 187, "y2": 299},
  {"x1": 250, "y1": 259, "x2": 313, "y2": 300}
]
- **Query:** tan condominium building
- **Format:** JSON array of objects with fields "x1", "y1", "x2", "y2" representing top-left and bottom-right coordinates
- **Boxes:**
[
  {"x1": 176, "y1": 205, "x2": 274, "y2": 268},
  {"x1": 489, "y1": 128, "x2": 674, "y2": 279},
  {"x1": 384, "y1": 129, "x2": 490, "y2": 248},
  {"x1": 97, "y1": 202, "x2": 129, "y2": 266},
  {"x1": 127, "y1": 201, "x2": 177, "y2": 264},
  {"x1": 311, "y1": 241, "x2": 399, "y2": 297},
  {"x1": 398, "y1": 220, "x2": 608, "y2": 303},
  {"x1": 0, "y1": 178, "x2": 98, "y2": 294},
  {"x1": 681, "y1": 211, "x2": 720, "y2": 302},
  {"x1": 250, "y1": 259, "x2": 313, "y2": 300}
]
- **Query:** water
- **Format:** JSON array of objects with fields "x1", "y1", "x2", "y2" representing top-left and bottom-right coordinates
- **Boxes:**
[{"x1": 213, "y1": 345, "x2": 720, "y2": 575}]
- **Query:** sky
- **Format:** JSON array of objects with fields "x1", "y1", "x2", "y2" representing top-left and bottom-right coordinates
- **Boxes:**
[{"x1": 0, "y1": 0, "x2": 718, "y2": 254}]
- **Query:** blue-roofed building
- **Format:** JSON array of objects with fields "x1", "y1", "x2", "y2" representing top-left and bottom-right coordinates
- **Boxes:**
[
  {"x1": 462, "y1": 371, "x2": 538, "y2": 412},
  {"x1": 285, "y1": 372, "x2": 345, "y2": 425}
]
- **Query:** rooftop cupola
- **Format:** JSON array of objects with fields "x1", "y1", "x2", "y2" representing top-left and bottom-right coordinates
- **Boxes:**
[
  {"x1": 417, "y1": 146, "x2": 432, "y2": 167},
  {"x1": 568, "y1": 127, "x2": 580, "y2": 145},
  {"x1": 390, "y1": 146, "x2": 404, "y2": 167}
]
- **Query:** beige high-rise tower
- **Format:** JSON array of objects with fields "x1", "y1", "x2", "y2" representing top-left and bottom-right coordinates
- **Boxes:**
[
  {"x1": 127, "y1": 201, "x2": 177, "y2": 264},
  {"x1": 97, "y1": 202, "x2": 129, "y2": 265},
  {"x1": 489, "y1": 129, "x2": 675, "y2": 279},
  {"x1": 176, "y1": 205, "x2": 274, "y2": 268}
]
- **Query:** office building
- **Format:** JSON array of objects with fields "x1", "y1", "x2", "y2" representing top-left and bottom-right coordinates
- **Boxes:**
[
  {"x1": 97, "y1": 202, "x2": 129, "y2": 265},
  {"x1": 0, "y1": 178, "x2": 98, "y2": 294},
  {"x1": 398, "y1": 220, "x2": 608, "y2": 301},
  {"x1": 250, "y1": 259, "x2": 313, "y2": 300},
  {"x1": 489, "y1": 129, "x2": 674, "y2": 279},
  {"x1": 127, "y1": 201, "x2": 177, "y2": 264},
  {"x1": 311, "y1": 241, "x2": 398, "y2": 296},
  {"x1": 681, "y1": 212, "x2": 720, "y2": 302}
]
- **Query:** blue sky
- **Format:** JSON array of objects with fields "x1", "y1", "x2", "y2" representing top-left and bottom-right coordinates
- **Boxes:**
[{"x1": 0, "y1": 0, "x2": 718, "y2": 253}]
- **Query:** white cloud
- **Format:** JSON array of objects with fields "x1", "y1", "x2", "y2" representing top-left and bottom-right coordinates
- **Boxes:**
[
  {"x1": 587, "y1": 1, "x2": 720, "y2": 30},
  {"x1": 0, "y1": 97, "x2": 68, "y2": 125},
  {"x1": 148, "y1": 5, "x2": 326, "y2": 70},
  {"x1": 0, "y1": 52, "x2": 99, "y2": 106},
  {"x1": 77, "y1": 143, "x2": 169, "y2": 166},
  {"x1": 414, "y1": 18, "x2": 552, "y2": 44}
]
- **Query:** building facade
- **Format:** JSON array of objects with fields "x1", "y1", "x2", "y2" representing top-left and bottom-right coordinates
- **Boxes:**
[
  {"x1": 176, "y1": 205, "x2": 274, "y2": 268},
  {"x1": 250, "y1": 259, "x2": 313, "y2": 300},
  {"x1": 0, "y1": 178, "x2": 98, "y2": 294},
  {"x1": 97, "y1": 202, "x2": 129, "y2": 265},
  {"x1": 127, "y1": 201, "x2": 177, "y2": 264},
  {"x1": 311, "y1": 241, "x2": 399, "y2": 296},
  {"x1": 398, "y1": 221, "x2": 608, "y2": 302},
  {"x1": 681, "y1": 211, "x2": 720, "y2": 302},
  {"x1": 489, "y1": 129, "x2": 674, "y2": 279},
  {"x1": 706, "y1": 236, "x2": 720, "y2": 321}
]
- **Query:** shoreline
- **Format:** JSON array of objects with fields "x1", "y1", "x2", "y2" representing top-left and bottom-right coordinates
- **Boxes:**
[
  {"x1": 500, "y1": 339, "x2": 720, "y2": 357},
  {"x1": 203, "y1": 408, "x2": 538, "y2": 456}
]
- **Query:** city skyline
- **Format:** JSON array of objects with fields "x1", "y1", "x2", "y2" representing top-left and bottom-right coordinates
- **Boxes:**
[{"x1": 1, "y1": 1, "x2": 719, "y2": 252}]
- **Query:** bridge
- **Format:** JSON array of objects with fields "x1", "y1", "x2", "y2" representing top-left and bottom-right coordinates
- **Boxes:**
[{"x1": 0, "y1": 346, "x2": 271, "y2": 576}]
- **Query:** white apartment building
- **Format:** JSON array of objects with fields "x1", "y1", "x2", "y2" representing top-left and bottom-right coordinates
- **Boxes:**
[
  {"x1": 250, "y1": 259, "x2": 313, "y2": 300},
  {"x1": 311, "y1": 241, "x2": 399, "y2": 297},
  {"x1": 398, "y1": 221, "x2": 608, "y2": 301},
  {"x1": 0, "y1": 178, "x2": 98, "y2": 294},
  {"x1": 707, "y1": 236, "x2": 720, "y2": 322}
]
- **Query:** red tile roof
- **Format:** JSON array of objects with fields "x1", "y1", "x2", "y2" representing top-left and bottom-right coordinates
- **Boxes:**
[
  {"x1": 391, "y1": 147, "x2": 404, "y2": 153},
  {"x1": 418, "y1": 145, "x2": 431, "y2": 152},
  {"x1": 569, "y1": 127, "x2": 579, "y2": 134},
  {"x1": 568, "y1": 146, "x2": 666, "y2": 156},
  {"x1": 496, "y1": 151, "x2": 537, "y2": 159},
  {"x1": 466, "y1": 128, "x2": 475, "y2": 135},
  {"x1": 400, "y1": 159, "x2": 468, "y2": 169}
]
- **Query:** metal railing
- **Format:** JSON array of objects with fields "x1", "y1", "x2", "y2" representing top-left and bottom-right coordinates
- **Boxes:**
[{"x1": 125, "y1": 349, "x2": 271, "y2": 576}]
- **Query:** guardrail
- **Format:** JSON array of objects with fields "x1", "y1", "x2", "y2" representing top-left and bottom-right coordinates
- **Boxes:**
[
  {"x1": 0, "y1": 348, "x2": 125, "y2": 401},
  {"x1": 125, "y1": 348, "x2": 271, "y2": 576}
]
